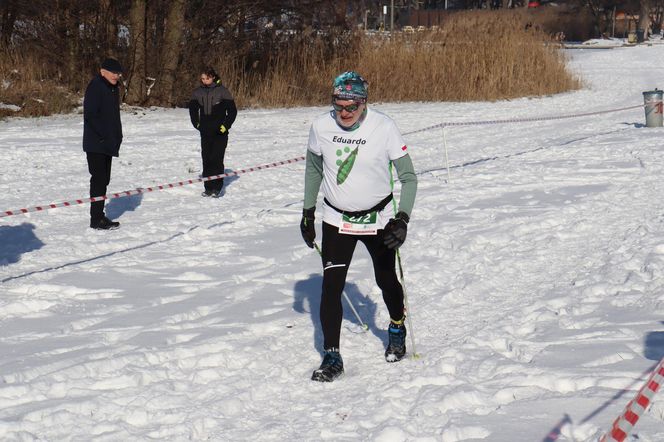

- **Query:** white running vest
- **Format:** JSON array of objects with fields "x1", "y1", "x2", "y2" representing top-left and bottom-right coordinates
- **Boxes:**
[{"x1": 307, "y1": 108, "x2": 408, "y2": 228}]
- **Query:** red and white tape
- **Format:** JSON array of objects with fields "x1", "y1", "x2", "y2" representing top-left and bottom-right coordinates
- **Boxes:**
[
  {"x1": 403, "y1": 104, "x2": 645, "y2": 136},
  {"x1": 601, "y1": 357, "x2": 664, "y2": 442},
  {"x1": 0, "y1": 103, "x2": 649, "y2": 219},
  {"x1": 0, "y1": 156, "x2": 305, "y2": 218}
]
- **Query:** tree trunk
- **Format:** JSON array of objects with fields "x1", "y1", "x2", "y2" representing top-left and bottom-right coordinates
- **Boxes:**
[
  {"x1": 126, "y1": 0, "x2": 147, "y2": 105},
  {"x1": 334, "y1": 0, "x2": 349, "y2": 27},
  {"x1": 99, "y1": 0, "x2": 113, "y2": 54},
  {"x1": 64, "y1": 1, "x2": 80, "y2": 88},
  {"x1": 154, "y1": 0, "x2": 186, "y2": 107},
  {"x1": 0, "y1": 0, "x2": 18, "y2": 48},
  {"x1": 639, "y1": 0, "x2": 651, "y2": 38}
]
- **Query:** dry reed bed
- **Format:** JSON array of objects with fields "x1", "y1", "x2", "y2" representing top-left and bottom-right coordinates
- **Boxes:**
[
  {"x1": 201, "y1": 12, "x2": 581, "y2": 109},
  {"x1": 0, "y1": 53, "x2": 78, "y2": 118},
  {"x1": 0, "y1": 12, "x2": 581, "y2": 118}
]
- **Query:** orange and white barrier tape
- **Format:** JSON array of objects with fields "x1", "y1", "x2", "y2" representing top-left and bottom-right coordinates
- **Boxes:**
[
  {"x1": 0, "y1": 156, "x2": 305, "y2": 218},
  {"x1": 0, "y1": 103, "x2": 649, "y2": 219},
  {"x1": 601, "y1": 357, "x2": 664, "y2": 442}
]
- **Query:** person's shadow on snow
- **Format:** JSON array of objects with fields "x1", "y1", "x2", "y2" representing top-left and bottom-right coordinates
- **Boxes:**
[
  {"x1": 644, "y1": 322, "x2": 664, "y2": 361},
  {"x1": 0, "y1": 223, "x2": 44, "y2": 266},
  {"x1": 195, "y1": 169, "x2": 239, "y2": 197},
  {"x1": 293, "y1": 274, "x2": 380, "y2": 354},
  {"x1": 221, "y1": 169, "x2": 239, "y2": 190},
  {"x1": 105, "y1": 193, "x2": 143, "y2": 220}
]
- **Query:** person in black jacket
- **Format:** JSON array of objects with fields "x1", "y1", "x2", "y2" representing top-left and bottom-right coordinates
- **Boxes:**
[
  {"x1": 188, "y1": 67, "x2": 237, "y2": 197},
  {"x1": 83, "y1": 58, "x2": 124, "y2": 230}
]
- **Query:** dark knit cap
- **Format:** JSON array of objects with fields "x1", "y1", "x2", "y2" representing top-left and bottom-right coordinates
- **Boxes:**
[{"x1": 101, "y1": 58, "x2": 123, "y2": 73}]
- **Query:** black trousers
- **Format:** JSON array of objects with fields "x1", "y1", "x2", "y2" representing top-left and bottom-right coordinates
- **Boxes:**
[
  {"x1": 86, "y1": 152, "x2": 113, "y2": 220},
  {"x1": 320, "y1": 222, "x2": 405, "y2": 349},
  {"x1": 201, "y1": 134, "x2": 228, "y2": 193}
]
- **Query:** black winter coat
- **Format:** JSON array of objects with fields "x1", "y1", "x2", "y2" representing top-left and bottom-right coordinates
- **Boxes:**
[
  {"x1": 83, "y1": 74, "x2": 123, "y2": 157},
  {"x1": 188, "y1": 82, "x2": 237, "y2": 137}
]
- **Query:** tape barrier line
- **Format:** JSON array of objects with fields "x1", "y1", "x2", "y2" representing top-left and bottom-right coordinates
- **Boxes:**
[
  {"x1": 600, "y1": 357, "x2": 664, "y2": 442},
  {"x1": 403, "y1": 104, "x2": 645, "y2": 136},
  {"x1": 0, "y1": 103, "x2": 648, "y2": 219},
  {"x1": 1, "y1": 156, "x2": 305, "y2": 218}
]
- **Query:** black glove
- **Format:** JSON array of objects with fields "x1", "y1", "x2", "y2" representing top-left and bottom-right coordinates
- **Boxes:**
[
  {"x1": 383, "y1": 211, "x2": 409, "y2": 250},
  {"x1": 300, "y1": 208, "x2": 316, "y2": 248}
]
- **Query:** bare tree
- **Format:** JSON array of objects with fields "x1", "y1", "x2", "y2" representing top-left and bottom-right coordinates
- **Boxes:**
[
  {"x1": 652, "y1": 0, "x2": 664, "y2": 33},
  {"x1": 153, "y1": 0, "x2": 186, "y2": 106},
  {"x1": 60, "y1": 0, "x2": 81, "y2": 84},
  {"x1": 0, "y1": 0, "x2": 19, "y2": 48},
  {"x1": 99, "y1": 0, "x2": 114, "y2": 54},
  {"x1": 640, "y1": 0, "x2": 652, "y2": 37},
  {"x1": 126, "y1": 0, "x2": 147, "y2": 105}
]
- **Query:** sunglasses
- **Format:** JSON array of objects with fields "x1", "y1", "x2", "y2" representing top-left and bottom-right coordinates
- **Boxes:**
[{"x1": 332, "y1": 102, "x2": 363, "y2": 113}]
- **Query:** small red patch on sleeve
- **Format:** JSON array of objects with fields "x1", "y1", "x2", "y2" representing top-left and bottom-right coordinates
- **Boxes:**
[{"x1": 401, "y1": 145, "x2": 407, "y2": 151}]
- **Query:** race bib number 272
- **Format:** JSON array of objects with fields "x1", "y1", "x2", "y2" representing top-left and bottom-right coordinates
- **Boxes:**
[{"x1": 339, "y1": 212, "x2": 378, "y2": 235}]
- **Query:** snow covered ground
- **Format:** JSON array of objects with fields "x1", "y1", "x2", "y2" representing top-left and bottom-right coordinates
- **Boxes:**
[{"x1": 2, "y1": 45, "x2": 664, "y2": 441}]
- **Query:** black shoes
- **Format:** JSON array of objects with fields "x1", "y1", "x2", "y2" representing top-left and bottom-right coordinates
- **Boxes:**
[
  {"x1": 201, "y1": 188, "x2": 223, "y2": 198},
  {"x1": 385, "y1": 321, "x2": 407, "y2": 362},
  {"x1": 90, "y1": 216, "x2": 120, "y2": 230},
  {"x1": 311, "y1": 348, "x2": 344, "y2": 382},
  {"x1": 310, "y1": 323, "x2": 405, "y2": 383}
]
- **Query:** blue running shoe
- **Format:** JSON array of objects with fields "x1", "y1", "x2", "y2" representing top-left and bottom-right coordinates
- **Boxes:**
[{"x1": 385, "y1": 321, "x2": 407, "y2": 362}]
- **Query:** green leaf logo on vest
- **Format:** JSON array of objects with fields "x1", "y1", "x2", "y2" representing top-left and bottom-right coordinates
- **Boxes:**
[{"x1": 336, "y1": 146, "x2": 358, "y2": 185}]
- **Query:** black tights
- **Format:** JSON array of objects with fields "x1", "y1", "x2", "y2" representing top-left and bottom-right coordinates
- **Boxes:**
[{"x1": 320, "y1": 222, "x2": 404, "y2": 349}]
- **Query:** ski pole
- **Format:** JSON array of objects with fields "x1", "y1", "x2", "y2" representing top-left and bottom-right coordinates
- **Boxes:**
[
  {"x1": 388, "y1": 166, "x2": 420, "y2": 359},
  {"x1": 395, "y1": 248, "x2": 419, "y2": 359},
  {"x1": 313, "y1": 242, "x2": 369, "y2": 331}
]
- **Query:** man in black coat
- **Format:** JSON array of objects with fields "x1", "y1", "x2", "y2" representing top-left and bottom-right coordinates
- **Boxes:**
[
  {"x1": 83, "y1": 58, "x2": 123, "y2": 230},
  {"x1": 188, "y1": 67, "x2": 237, "y2": 197}
]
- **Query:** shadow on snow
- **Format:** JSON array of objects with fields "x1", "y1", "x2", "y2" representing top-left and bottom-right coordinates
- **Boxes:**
[
  {"x1": 0, "y1": 224, "x2": 221, "y2": 283},
  {"x1": 105, "y1": 193, "x2": 143, "y2": 220},
  {"x1": 293, "y1": 274, "x2": 380, "y2": 355},
  {"x1": 542, "y1": 322, "x2": 664, "y2": 441},
  {"x1": 0, "y1": 223, "x2": 44, "y2": 267}
]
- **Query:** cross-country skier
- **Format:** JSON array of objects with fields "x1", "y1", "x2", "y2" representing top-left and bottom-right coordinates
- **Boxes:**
[{"x1": 300, "y1": 71, "x2": 417, "y2": 382}]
